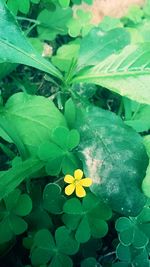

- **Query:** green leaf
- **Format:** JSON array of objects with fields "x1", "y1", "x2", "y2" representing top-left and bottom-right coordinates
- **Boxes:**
[
  {"x1": 0, "y1": 93, "x2": 66, "y2": 156},
  {"x1": 58, "y1": 0, "x2": 70, "y2": 8},
  {"x1": 10, "y1": 215, "x2": 27, "y2": 235},
  {"x1": 112, "y1": 264, "x2": 130, "y2": 267},
  {"x1": 0, "y1": 189, "x2": 32, "y2": 243},
  {"x1": 99, "y1": 16, "x2": 123, "y2": 32},
  {"x1": 18, "y1": 0, "x2": 30, "y2": 14},
  {"x1": 52, "y1": 41, "x2": 80, "y2": 72},
  {"x1": 116, "y1": 243, "x2": 131, "y2": 262},
  {"x1": 0, "y1": 217, "x2": 14, "y2": 243},
  {"x1": 67, "y1": 9, "x2": 92, "y2": 37},
  {"x1": 37, "y1": 6, "x2": 72, "y2": 41},
  {"x1": 81, "y1": 257, "x2": 99, "y2": 267},
  {"x1": 38, "y1": 141, "x2": 64, "y2": 161},
  {"x1": 55, "y1": 226, "x2": 79, "y2": 255},
  {"x1": 0, "y1": 1, "x2": 62, "y2": 79},
  {"x1": 142, "y1": 135, "x2": 150, "y2": 197},
  {"x1": 63, "y1": 193, "x2": 112, "y2": 243},
  {"x1": 78, "y1": 28, "x2": 130, "y2": 68},
  {"x1": 125, "y1": 105, "x2": 150, "y2": 132},
  {"x1": 75, "y1": 105, "x2": 148, "y2": 216},
  {"x1": 31, "y1": 227, "x2": 79, "y2": 266},
  {"x1": 75, "y1": 216, "x2": 91, "y2": 243},
  {"x1": 50, "y1": 254, "x2": 73, "y2": 267},
  {"x1": 116, "y1": 217, "x2": 149, "y2": 249},
  {"x1": 74, "y1": 43, "x2": 150, "y2": 105},
  {"x1": 0, "y1": 157, "x2": 44, "y2": 200},
  {"x1": 13, "y1": 193, "x2": 32, "y2": 216},
  {"x1": 125, "y1": 5, "x2": 143, "y2": 24},
  {"x1": 63, "y1": 198, "x2": 82, "y2": 215},
  {"x1": 31, "y1": 229, "x2": 55, "y2": 265},
  {"x1": 43, "y1": 183, "x2": 66, "y2": 214},
  {"x1": 38, "y1": 126, "x2": 79, "y2": 175},
  {"x1": 64, "y1": 98, "x2": 76, "y2": 129}
]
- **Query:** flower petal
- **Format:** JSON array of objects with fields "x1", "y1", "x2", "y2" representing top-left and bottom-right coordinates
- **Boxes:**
[
  {"x1": 80, "y1": 178, "x2": 92, "y2": 187},
  {"x1": 76, "y1": 184, "x2": 86, "y2": 198},
  {"x1": 65, "y1": 184, "x2": 75, "y2": 196},
  {"x1": 74, "y1": 169, "x2": 83, "y2": 180},
  {"x1": 64, "y1": 175, "x2": 74, "y2": 184}
]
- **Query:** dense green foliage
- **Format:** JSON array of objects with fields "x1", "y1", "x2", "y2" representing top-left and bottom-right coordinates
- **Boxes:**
[{"x1": 0, "y1": 0, "x2": 150, "y2": 266}]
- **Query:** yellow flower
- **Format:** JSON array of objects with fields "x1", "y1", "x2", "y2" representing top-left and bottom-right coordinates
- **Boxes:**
[{"x1": 64, "y1": 169, "x2": 92, "y2": 198}]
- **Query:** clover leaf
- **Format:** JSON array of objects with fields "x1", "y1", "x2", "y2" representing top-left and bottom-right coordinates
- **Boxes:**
[
  {"x1": 81, "y1": 257, "x2": 101, "y2": 267},
  {"x1": 115, "y1": 217, "x2": 148, "y2": 249},
  {"x1": 38, "y1": 126, "x2": 80, "y2": 175},
  {"x1": 43, "y1": 183, "x2": 66, "y2": 214},
  {"x1": 67, "y1": 9, "x2": 93, "y2": 37},
  {"x1": 0, "y1": 188, "x2": 32, "y2": 243},
  {"x1": 62, "y1": 192, "x2": 112, "y2": 243},
  {"x1": 113, "y1": 243, "x2": 150, "y2": 267},
  {"x1": 26, "y1": 184, "x2": 52, "y2": 231},
  {"x1": 31, "y1": 226, "x2": 79, "y2": 267},
  {"x1": 37, "y1": 6, "x2": 72, "y2": 41}
]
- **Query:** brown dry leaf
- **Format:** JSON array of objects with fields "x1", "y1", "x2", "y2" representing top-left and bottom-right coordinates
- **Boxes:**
[
  {"x1": 74, "y1": 0, "x2": 145, "y2": 24},
  {"x1": 42, "y1": 43, "x2": 53, "y2": 57}
]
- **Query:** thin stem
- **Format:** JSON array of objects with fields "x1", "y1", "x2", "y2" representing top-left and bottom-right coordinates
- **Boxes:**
[
  {"x1": 17, "y1": 16, "x2": 40, "y2": 25},
  {"x1": 25, "y1": 23, "x2": 38, "y2": 35}
]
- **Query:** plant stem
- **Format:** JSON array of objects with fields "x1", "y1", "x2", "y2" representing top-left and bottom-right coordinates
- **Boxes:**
[{"x1": 16, "y1": 16, "x2": 40, "y2": 25}]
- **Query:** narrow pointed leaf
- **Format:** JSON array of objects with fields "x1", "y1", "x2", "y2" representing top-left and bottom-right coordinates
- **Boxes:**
[{"x1": 0, "y1": 1, "x2": 62, "y2": 79}]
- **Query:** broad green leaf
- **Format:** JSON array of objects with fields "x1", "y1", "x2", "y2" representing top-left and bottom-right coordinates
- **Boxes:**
[
  {"x1": 0, "y1": 157, "x2": 44, "y2": 200},
  {"x1": 142, "y1": 135, "x2": 150, "y2": 197},
  {"x1": 74, "y1": 44, "x2": 150, "y2": 105},
  {"x1": 99, "y1": 16, "x2": 123, "y2": 32},
  {"x1": 78, "y1": 28, "x2": 130, "y2": 68},
  {"x1": 0, "y1": 1, "x2": 62, "y2": 79},
  {"x1": 0, "y1": 93, "x2": 66, "y2": 156},
  {"x1": 75, "y1": 105, "x2": 148, "y2": 216},
  {"x1": 37, "y1": 6, "x2": 72, "y2": 41}
]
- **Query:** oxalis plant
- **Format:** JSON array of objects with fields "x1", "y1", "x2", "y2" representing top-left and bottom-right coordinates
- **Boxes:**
[{"x1": 0, "y1": 0, "x2": 150, "y2": 266}]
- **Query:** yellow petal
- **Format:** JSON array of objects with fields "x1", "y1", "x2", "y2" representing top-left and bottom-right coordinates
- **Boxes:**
[
  {"x1": 74, "y1": 169, "x2": 83, "y2": 180},
  {"x1": 64, "y1": 175, "x2": 74, "y2": 184},
  {"x1": 75, "y1": 184, "x2": 86, "y2": 198},
  {"x1": 65, "y1": 184, "x2": 75, "y2": 196},
  {"x1": 80, "y1": 178, "x2": 92, "y2": 187}
]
